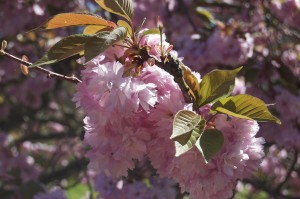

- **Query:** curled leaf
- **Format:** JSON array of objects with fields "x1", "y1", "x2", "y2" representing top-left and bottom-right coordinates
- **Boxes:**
[{"x1": 182, "y1": 66, "x2": 201, "y2": 103}]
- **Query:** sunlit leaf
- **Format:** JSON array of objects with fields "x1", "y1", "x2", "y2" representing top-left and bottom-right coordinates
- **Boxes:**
[
  {"x1": 83, "y1": 25, "x2": 114, "y2": 35},
  {"x1": 142, "y1": 28, "x2": 160, "y2": 36},
  {"x1": 32, "y1": 34, "x2": 92, "y2": 67},
  {"x1": 196, "y1": 7, "x2": 215, "y2": 24},
  {"x1": 84, "y1": 27, "x2": 127, "y2": 63},
  {"x1": 95, "y1": 0, "x2": 134, "y2": 22},
  {"x1": 198, "y1": 67, "x2": 242, "y2": 107},
  {"x1": 211, "y1": 94, "x2": 281, "y2": 124},
  {"x1": 67, "y1": 180, "x2": 93, "y2": 199},
  {"x1": 182, "y1": 66, "x2": 201, "y2": 103},
  {"x1": 117, "y1": 20, "x2": 133, "y2": 37},
  {"x1": 171, "y1": 110, "x2": 201, "y2": 139},
  {"x1": 196, "y1": 129, "x2": 224, "y2": 163},
  {"x1": 173, "y1": 119, "x2": 206, "y2": 157},
  {"x1": 39, "y1": 12, "x2": 116, "y2": 29}
]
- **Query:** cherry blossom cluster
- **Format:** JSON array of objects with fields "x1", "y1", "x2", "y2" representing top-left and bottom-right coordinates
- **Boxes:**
[{"x1": 74, "y1": 30, "x2": 265, "y2": 199}]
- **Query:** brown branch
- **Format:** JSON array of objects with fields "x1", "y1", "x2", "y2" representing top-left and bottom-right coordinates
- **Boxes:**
[
  {"x1": 0, "y1": 49, "x2": 82, "y2": 84},
  {"x1": 135, "y1": 47, "x2": 192, "y2": 104},
  {"x1": 39, "y1": 158, "x2": 89, "y2": 183},
  {"x1": 276, "y1": 150, "x2": 299, "y2": 192},
  {"x1": 195, "y1": 2, "x2": 242, "y2": 9},
  {"x1": 178, "y1": 0, "x2": 198, "y2": 32},
  {"x1": 261, "y1": 0, "x2": 300, "y2": 42},
  {"x1": 12, "y1": 131, "x2": 83, "y2": 147},
  {"x1": 243, "y1": 179, "x2": 300, "y2": 199},
  {"x1": 155, "y1": 54, "x2": 192, "y2": 104}
]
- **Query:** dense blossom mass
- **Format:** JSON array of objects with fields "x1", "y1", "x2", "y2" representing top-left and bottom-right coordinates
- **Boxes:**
[
  {"x1": 1, "y1": 0, "x2": 300, "y2": 198},
  {"x1": 74, "y1": 30, "x2": 265, "y2": 199}
]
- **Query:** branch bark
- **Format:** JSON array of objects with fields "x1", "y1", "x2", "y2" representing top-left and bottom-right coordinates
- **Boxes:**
[{"x1": 0, "y1": 49, "x2": 82, "y2": 84}]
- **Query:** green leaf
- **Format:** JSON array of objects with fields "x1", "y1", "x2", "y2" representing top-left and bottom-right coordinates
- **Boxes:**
[
  {"x1": 196, "y1": 129, "x2": 224, "y2": 163},
  {"x1": 198, "y1": 66, "x2": 243, "y2": 107},
  {"x1": 117, "y1": 20, "x2": 133, "y2": 36},
  {"x1": 142, "y1": 28, "x2": 160, "y2": 36},
  {"x1": 211, "y1": 94, "x2": 281, "y2": 124},
  {"x1": 170, "y1": 110, "x2": 202, "y2": 139},
  {"x1": 95, "y1": 0, "x2": 134, "y2": 22},
  {"x1": 196, "y1": 7, "x2": 215, "y2": 25},
  {"x1": 32, "y1": 34, "x2": 92, "y2": 67},
  {"x1": 67, "y1": 182, "x2": 90, "y2": 199},
  {"x1": 84, "y1": 27, "x2": 127, "y2": 63},
  {"x1": 173, "y1": 119, "x2": 206, "y2": 157}
]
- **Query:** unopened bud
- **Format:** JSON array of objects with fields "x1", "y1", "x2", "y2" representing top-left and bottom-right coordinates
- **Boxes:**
[
  {"x1": 1, "y1": 40, "x2": 7, "y2": 51},
  {"x1": 20, "y1": 55, "x2": 29, "y2": 76},
  {"x1": 157, "y1": 21, "x2": 163, "y2": 32}
]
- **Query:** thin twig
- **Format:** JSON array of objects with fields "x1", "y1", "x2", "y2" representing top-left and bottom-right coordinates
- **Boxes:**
[
  {"x1": 0, "y1": 49, "x2": 82, "y2": 84},
  {"x1": 243, "y1": 179, "x2": 299, "y2": 199},
  {"x1": 195, "y1": 2, "x2": 242, "y2": 9},
  {"x1": 155, "y1": 54, "x2": 192, "y2": 104},
  {"x1": 178, "y1": 0, "x2": 198, "y2": 32},
  {"x1": 39, "y1": 158, "x2": 89, "y2": 183},
  {"x1": 276, "y1": 150, "x2": 299, "y2": 192},
  {"x1": 83, "y1": 165, "x2": 94, "y2": 199},
  {"x1": 262, "y1": 0, "x2": 300, "y2": 42}
]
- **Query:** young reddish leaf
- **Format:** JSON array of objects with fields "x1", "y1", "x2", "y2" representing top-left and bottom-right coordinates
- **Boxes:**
[
  {"x1": 211, "y1": 94, "x2": 281, "y2": 124},
  {"x1": 39, "y1": 12, "x2": 117, "y2": 30},
  {"x1": 95, "y1": 0, "x2": 134, "y2": 22},
  {"x1": 117, "y1": 20, "x2": 133, "y2": 36},
  {"x1": 198, "y1": 66, "x2": 243, "y2": 107},
  {"x1": 196, "y1": 129, "x2": 224, "y2": 163}
]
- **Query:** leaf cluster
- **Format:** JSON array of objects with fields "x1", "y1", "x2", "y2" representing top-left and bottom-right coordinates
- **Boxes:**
[
  {"x1": 31, "y1": 0, "x2": 135, "y2": 67},
  {"x1": 29, "y1": 0, "x2": 281, "y2": 164},
  {"x1": 172, "y1": 66, "x2": 281, "y2": 162}
]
